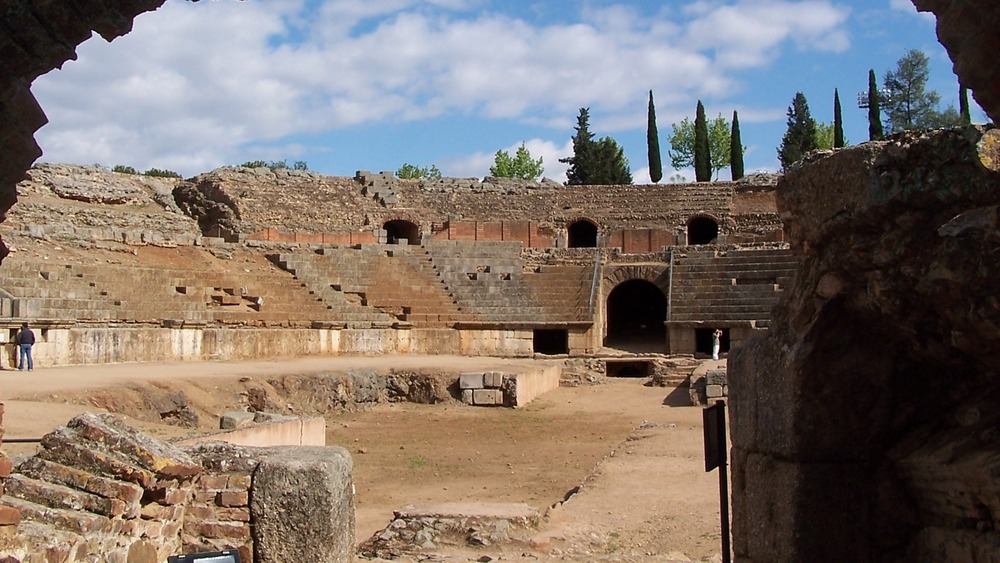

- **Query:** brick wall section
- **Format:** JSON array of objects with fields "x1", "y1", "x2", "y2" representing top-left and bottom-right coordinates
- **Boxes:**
[{"x1": 182, "y1": 472, "x2": 253, "y2": 560}]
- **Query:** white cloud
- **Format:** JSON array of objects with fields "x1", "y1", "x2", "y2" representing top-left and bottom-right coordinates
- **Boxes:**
[{"x1": 30, "y1": 0, "x2": 854, "y2": 176}]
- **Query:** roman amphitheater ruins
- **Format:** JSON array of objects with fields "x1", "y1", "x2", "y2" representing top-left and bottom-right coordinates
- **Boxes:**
[{"x1": 0, "y1": 0, "x2": 997, "y2": 561}]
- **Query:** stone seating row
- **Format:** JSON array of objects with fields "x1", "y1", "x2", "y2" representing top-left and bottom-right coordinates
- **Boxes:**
[
  {"x1": 668, "y1": 248, "x2": 796, "y2": 325},
  {"x1": 0, "y1": 256, "x2": 348, "y2": 326}
]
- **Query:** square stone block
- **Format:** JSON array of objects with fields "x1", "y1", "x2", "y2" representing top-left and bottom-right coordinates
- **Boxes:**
[
  {"x1": 707, "y1": 384, "x2": 725, "y2": 398},
  {"x1": 484, "y1": 372, "x2": 503, "y2": 388},
  {"x1": 459, "y1": 372, "x2": 485, "y2": 389},
  {"x1": 461, "y1": 389, "x2": 474, "y2": 404},
  {"x1": 473, "y1": 389, "x2": 503, "y2": 406},
  {"x1": 706, "y1": 370, "x2": 728, "y2": 386}
]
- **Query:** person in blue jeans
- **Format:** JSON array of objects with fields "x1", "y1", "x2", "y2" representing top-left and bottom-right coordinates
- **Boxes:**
[{"x1": 16, "y1": 322, "x2": 35, "y2": 371}]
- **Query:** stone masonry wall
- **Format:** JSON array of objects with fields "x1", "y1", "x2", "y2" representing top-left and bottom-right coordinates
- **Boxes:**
[
  {"x1": 175, "y1": 167, "x2": 781, "y2": 245},
  {"x1": 729, "y1": 126, "x2": 1000, "y2": 561},
  {"x1": 0, "y1": 414, "x2": 354, "y2": 563}
]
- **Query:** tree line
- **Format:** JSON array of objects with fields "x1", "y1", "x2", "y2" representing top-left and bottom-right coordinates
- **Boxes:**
[{"x1": 398, "y1": 48, "x2": 973, "y2": 183}]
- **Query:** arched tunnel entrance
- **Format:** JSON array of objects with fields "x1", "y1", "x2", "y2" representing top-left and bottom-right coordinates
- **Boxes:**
[
  {"x1": 687, "y1": 216, "x2": 719, "y2": 245},
  {"x1": 383, "y1": 220, "x2": 420, "y2": 245},
  {"x1": 605, "y1": 279, "x2": 667, "y2": 353},
  {"x1": 568, "y1": 220, "x2": 598, "y2": 248}
]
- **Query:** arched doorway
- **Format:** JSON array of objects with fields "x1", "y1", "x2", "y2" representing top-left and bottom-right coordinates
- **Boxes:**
[
  {"x1": 688, "y1": 216, "x2": 719, "y2": 245},
  {"x1": 605, "y1": 279, "x2": 667, "y2": 352},
  {"x1": 568, "y1": 220, "x2": 598, "y2": 248},
  {"x1": 383, "y1": 220, "x2": 419, "y2": 245}
]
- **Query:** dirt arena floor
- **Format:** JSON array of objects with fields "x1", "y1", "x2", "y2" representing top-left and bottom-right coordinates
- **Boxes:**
[{"x1": 0, "y1": 355, "x2": 727, "y2": 562}]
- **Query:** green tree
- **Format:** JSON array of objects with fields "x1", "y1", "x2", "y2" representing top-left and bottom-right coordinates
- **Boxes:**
[
  {"x1": 490, "y1": 142, "x2": 544, "y2": 180},
  {"x1": 293, "y1": 160, "x2": 309, "y2": 171},
  {"x1": 868, "y1": 69, "x2": 884, "y2": 140},
  {"x1": 143, "y1": 168, "x2": 181, "y2": 178},
  {"x1": 647, "y1": 90, "x2": 663, "y2": 183},
  {"x1": 587, "y1": 137, "x2": 632, "y2": 185},
  {"x1": 559, "y1": 107, "x2": 632, "y2": 184},
  {"x1": 396, "y1": 163, "x2": 442, "y2": 179},
  {"x1": 883, "y1": 49, "x2": 963, "y2": 131},
  {"x1": 560, "y1": 108, "x2": 596, "y2": 185},
  {"x1": 112, "y1": 165, "x2": 138, "y2": 175},
  {"x1": 778, "y1": 92, "x2": 818, "y2": 170},
  {"x1": 960, "y1": 84, "x2": 971, "y2": 125},
  {"x1": 730, "y1": 110, "x2": 744, "y2": 181},
  {"x1": 669, "y1": 111, "x2": 733, "y2": 180},
  {"x1": 814, "y1": 122, "x2": 837, "y2": 150},
  {"x1": 694, "y1": 101, "x2": 711, "y2": 182},
  {"x1": 833, "y1": 88, "x2": 845, "y2": 148}
]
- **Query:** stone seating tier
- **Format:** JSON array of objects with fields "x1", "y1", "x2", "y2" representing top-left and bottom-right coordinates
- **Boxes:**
[{"x1": 667, "y1": 248, "x2": 796, "y2": 325}]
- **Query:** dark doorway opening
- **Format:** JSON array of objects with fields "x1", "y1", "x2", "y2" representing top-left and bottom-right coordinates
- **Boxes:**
[
  {"x1": 383, "y1": 220, "x2": 419, "y2": 245},
  {"x1": 605, "y1": 280, "x2": 667, "y2": 353},
  {"x1": 568, "y1": 220, "x2": 598, "y2": 248},
  {"x1": 695, "y1": 327, "x2": 729, "y2": 358},
  {"x1": 687, "y1": 216, "x2": 719, "y2": 245},
  {"x1": 605, "y1": 359, "x2": 653, "y2": 378},
  {"x1": 533, "y1": 329, "x2": 568, "y2": 355}
]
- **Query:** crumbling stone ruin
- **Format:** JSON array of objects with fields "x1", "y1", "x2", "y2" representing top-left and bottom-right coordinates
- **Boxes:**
[
  {"x1": 0, "y1": 412, "x2": 354, "y2": 562},
  {"x1": 1, "y1": 0, "x2": 998, "y2": 561},
  {"x1": 726, "y1": 1, "x2": 1000, "y2": 560}
]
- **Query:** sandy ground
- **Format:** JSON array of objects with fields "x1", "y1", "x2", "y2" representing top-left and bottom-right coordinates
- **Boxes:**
[{"x1": 0, "y1": 355, "x2": 728, "y2": 562}]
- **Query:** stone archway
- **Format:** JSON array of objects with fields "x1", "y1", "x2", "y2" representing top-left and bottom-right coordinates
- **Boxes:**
[
  {"x1": 383, "y1": 219, "x2": 420, "y2": 245},
  {"x1": 687, "y1": 215, "x2": 719, "y2": 245},
  {"x1": 605, "y1": 279, "x2": 667, "y2": 352},
  {"x1": 601, "y1": 264, "x2": 669, "y2": 353},
  {"x1": 567, "y1": 219, "x2": 598, "y2": 248}
]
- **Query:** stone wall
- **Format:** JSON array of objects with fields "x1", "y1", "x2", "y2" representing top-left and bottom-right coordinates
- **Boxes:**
[
  {"x1": 729, "y1": 126, "x2": 1000, "y2": 561},
  {"x1": 176, "y1": 167, "x2": 781, "y2": 246},
  {"x1": 0, "y1": 414, "x2": 354, "y2": 563}
]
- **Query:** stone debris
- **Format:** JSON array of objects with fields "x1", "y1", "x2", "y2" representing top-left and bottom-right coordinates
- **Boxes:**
[{"x1": 359, "y1": 502, "x2": 541, "y2": 559}]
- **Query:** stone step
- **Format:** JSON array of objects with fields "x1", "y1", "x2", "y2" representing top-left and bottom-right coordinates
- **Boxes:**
[
  {"x1": 4, "y1": 473, "x2": 124, "y2": 518},
  {"x1": 0, "y1": 496, "x2": 113, "y2": 536},
  {"x1": 17, "y1": 457, "x2": 144, "y2": 516}
]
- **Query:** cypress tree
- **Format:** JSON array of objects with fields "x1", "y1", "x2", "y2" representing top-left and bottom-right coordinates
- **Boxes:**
[
  {"x1": 730, "y1": 110, "x2": 744, "y2": 181},
  {"x1": 694, "y1": 101, "x2": 711, "y2": 182},
  {"x1": 868, "y1": 69, "x2": 884, "y2": 140},
  {"x1": 833, "y1": 88, "x2": 845, "y2": 148},
  {"x1": 646, "y1": 90, "x2": 663, "y2": 184},
  {"x1": 559, "y1": 108, "x2": 595, "y2": 185},
  {"x1": 960, "y1": 84, "x2": 971, "y2": 125},
  {"x1": 778, "y1": 92, "x2": 818, "y2": 170}
]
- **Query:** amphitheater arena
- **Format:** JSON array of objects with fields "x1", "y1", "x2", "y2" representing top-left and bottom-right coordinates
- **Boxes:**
[{"x1": 0, "y1": 164, "x2": 791, "y2": 367}]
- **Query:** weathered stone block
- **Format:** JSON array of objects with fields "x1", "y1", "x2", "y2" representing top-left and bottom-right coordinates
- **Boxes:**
[
  {"x1": 461, "y1": 389, "x2": 474, "y2": 404},
  {"x1": 706, "y1": 369, "x2": 727, "y2": 386},
  {"x1": 220, "y1": 411, "x2": 255, "y2": 430},
  {"x1": 473, "y1": 389, "x2": 503, "y2": 406},
  {"x1": 706, "y1": 384, "x2": 724, "y2": 398},
  {"x1": 459, "y1": 372, "x2": 485, "y2": 389},
  {"x1": 484, "y1": 372, "x2": 503, "y2": 388},
  {"x1": 251, "y1": 446, "x2": 355, "y2": 563}
]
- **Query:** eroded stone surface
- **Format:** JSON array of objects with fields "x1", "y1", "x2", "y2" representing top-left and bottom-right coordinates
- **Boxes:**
[
  {"x1": 250, "y1": 446, "x2": 355, "y2": 563},
  {"x1": 730, "y1": 126, "x2": 1000, "y2": 561}
]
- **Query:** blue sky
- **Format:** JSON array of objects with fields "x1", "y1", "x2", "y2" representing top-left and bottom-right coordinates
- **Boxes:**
[{"x1": 31, "y1": 0, "x2": 979, "y2": 183}]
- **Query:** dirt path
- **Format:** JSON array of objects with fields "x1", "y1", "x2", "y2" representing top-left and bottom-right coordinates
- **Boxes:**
[{"x1": 0, "y1": 355, "x2": 726, "y2": 561}]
